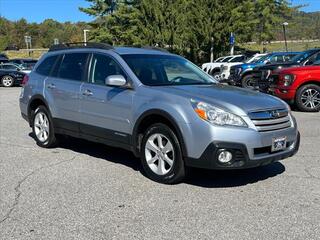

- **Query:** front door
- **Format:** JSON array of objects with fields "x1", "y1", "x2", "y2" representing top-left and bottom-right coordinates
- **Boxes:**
[{"x1": 79, "y1": 53, "x2": 134, "y2": 144}]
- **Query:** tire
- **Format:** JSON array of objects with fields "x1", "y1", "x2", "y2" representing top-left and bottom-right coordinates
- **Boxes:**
[
  {"x1": 241, "y1": 74, "x2": 256, "y2": 88},
  {"x1": 141, "y1": 123, "x2": 185, "y2": 184},
  {"x1": 1, "y1": 75, "x2": 14, "y2": 87},
  {"x1": 32, "y1": 105, "x2": 58, "y2": 148},
  {"x1": 210, "y1": 71, "x2": 221, "y2": 81},
  {"x1": 295, "y1": 84, "x2": 320, "y2": 112}
]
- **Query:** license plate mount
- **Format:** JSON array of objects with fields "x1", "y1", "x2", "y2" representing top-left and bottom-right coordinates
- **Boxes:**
[{"x1": 271, "y1": 136, "x2": 287, "y2": 152}]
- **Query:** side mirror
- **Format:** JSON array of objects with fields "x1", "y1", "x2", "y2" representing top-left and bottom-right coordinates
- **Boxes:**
[{"x1": 105, "y1": 75, "x2": 127, "y2": 87}]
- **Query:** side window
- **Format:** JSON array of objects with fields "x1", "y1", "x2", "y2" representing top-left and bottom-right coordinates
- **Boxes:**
[
  {"x1": 4, "y1": 65, "x2": 17, "y2": 70},
  {"x1": 90, "y1": 54, "x2": 125, "y2": 85},
  {"x1": 306, "y1": 52, "x2": 320, "y2": 65},
  {"x1": 284, "y1": 54, "x2": 295, "y2": 62},
  {"x1": 230, "y1": 56, "x2": 245, "y2": 62},
  {"x1": 36, "y1": 55, "x2": 58, "y2": 76},
  {"x1": 58, "y1": 53, "x2": 89, "y2": 81}
]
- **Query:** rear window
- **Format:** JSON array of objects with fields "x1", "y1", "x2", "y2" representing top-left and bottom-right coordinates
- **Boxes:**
[
  {"x1": 36, "y1": 55, "x2": 59, "y2": 76},
  {"x1": 57, "y1": 53, "x2": 89, "y2": 81}
]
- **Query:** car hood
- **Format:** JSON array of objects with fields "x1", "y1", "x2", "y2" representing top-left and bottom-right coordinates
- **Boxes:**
[
  {"x1": 254, "y1": 62, "x2": 299, "y2": 71},
  {"x1": 157, "y1": 84, "x2": 286, "y2": 115},
  {"x1": 240, "y1": 63, "x2": 259, "y2": 69},
  {"x1": 277, "y1": 65, "x2": 320, "y2": 73}
]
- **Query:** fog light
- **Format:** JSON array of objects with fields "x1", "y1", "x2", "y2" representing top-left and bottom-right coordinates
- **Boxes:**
[{"x1": 218, "y1": 150, "x2": 233, "y2": 163}]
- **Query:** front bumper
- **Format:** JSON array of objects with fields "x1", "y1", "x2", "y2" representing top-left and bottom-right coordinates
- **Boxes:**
[
  {"x1": 269, "y1": 87, "x2": 296, "y2": 101},
  {"x1": 185, "y1": 131, "x2": 300, "y2": 170}
]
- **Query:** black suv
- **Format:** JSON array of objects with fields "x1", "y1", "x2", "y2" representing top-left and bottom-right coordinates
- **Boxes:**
[{"x1": 251, "y1": 49, "x2": 320, "y2": 91}]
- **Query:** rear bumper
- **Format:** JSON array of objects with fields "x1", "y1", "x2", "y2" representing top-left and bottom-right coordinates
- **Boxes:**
[{"x1": 185, "y1": 132, "x2": 300, "y2": 170}]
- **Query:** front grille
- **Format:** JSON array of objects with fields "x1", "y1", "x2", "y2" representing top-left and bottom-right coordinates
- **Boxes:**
[
  {"x1": 229, "y1": 66, "x2": 236, "y2": 77},
  {"x1": 249, "y1": 109, "x2": 291, "y2": 132}
]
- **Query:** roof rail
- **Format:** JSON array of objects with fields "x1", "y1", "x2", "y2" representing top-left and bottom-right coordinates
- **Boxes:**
[
  {"x1": 49, "y1": 42, "x2": 114, "y2": 52},
  {"x1": 122, "y1": 44, "x2": 169, "y2": 53},
  {"x1": 142, "y1": 46, "x2": 169, "y2": 53}
]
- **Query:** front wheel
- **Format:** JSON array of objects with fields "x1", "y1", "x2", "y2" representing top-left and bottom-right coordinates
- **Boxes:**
[
  {"x1": 141, "y1": 123, "x2": 185, "y2": 184},
  {"x1": 1, "y1": 75, "x2": 14, "y2": 87},
  {"x1": 32, "y1": 106, "x2": 58, "y2": 148},
  {"x1": 241, "y1": 74, "x2": 256, "y2": 88},
  {"x1": 295, "y1": 84, "x2": 320, "y2": 112}
]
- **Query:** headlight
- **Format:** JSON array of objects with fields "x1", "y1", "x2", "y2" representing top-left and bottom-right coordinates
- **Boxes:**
[
  {"x1": 222, "y1": 65, "x2": 228, "y2": 71},
  {"x1": 192, "y1": 100, "x2": 247, "y2": 127},
  {"x1": 282, "y1": 74, "x2": 295, "y2": 86}
]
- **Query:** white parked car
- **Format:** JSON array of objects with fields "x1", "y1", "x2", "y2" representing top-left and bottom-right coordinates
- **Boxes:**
[{"x1": 202, "y1": 55, "x2": 246, "y2": 80}]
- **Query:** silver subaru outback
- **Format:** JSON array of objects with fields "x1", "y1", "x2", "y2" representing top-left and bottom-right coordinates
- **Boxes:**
[{"x1": 19, "y1": 43, "x2": 300, "y2": 184}]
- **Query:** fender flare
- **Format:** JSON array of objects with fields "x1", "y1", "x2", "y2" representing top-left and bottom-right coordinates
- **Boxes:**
[
  {"x1": 132, "y1": 109, "x2": 188, "y2": 157},
  {"x1": 27, "y1": 94, "x2": 50, "y2": 124}
]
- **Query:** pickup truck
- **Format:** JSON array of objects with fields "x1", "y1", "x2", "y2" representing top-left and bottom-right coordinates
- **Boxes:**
[
  {"x1": 219, "y1": 53, "x2": 267, "y2": 81},
  {"x1": 269, "y1": 61, "x2": 320, "y2": 112},
  {"x1": 228, "y1": 52, "x2": 299, "y2": 87},
  {"x1": 251, "y1": 49, "x2": 320, "y2": 91}
]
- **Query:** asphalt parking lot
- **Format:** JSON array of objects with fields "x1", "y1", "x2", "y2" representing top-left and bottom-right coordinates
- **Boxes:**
[{"x1": 0, "y1": 87, "x2": 319, "y2": 240}]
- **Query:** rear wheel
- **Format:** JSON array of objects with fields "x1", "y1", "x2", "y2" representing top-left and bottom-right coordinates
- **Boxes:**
[
  {"x1": 1, "y1": 75, "x2": 14, "y2": 87},
  {"x1": 32, "y1": 106, "x2": 58, "y2": 148},
  {"x1": 141, "y1": 123, "x2": 185, "y2": 184},
  {"x1": 295, "y1": 84, "x2": 320, "y2": 112}
]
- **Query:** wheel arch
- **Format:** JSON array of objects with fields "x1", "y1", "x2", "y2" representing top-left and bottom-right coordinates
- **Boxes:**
[
  {"x1": 132, "y1": 109, "x2": 188, "y2": 158},
  {"x1": 240, "y1": 70, "x2": 254, "y2": 80},
  {"x1": 27, "y1": 95, "x2": 50, "y2": 126},
  {"x1": 296, "y1": 80, "x2": 320, "y2": 90}
]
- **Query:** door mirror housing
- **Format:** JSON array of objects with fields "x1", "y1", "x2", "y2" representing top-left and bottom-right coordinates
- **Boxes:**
[{"x1": 105, "y1": 75, "x2": 127, "y2": 87}]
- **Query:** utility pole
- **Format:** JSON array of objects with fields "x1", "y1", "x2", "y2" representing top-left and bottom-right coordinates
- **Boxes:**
[
  {"x1": 83, "y1": 29, "x2": 90, "y2": 45},
  {"x1": 282, "y1": 22, "x2": 288, "y2": 52}
]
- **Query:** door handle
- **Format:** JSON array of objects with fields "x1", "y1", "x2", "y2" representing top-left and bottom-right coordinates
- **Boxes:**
[
  {"x1": 47, "y1": 83, "x2": 56, "y2": 89},
  {"x1": 82, "y1": 89, "x2": 93, "y2": 96}
]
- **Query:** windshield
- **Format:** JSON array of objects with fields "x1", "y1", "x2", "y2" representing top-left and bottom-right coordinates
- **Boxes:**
[
  {"x1": 290, "y1": 51, "x2": 315, "y2": 63},
  {"x1": 314, "y1": 60, "x2": 320, "y2": 65},
  {"x1": 255, "y1": 54, "x2": 272, "y2": 63},
  {"x1": 122, "y1": 54, "x2": 216, "y2": 86},
  {"x1": 245, "y1": 55, "x2": 265, "y2": 63},
  {"x1": 221, "y1": 56, "x2": 232, "y2": 62}
]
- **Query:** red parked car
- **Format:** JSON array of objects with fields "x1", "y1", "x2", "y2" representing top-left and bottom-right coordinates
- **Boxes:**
[{"x1": 269, "y1": 63, "x2": 320, "y2": 112}]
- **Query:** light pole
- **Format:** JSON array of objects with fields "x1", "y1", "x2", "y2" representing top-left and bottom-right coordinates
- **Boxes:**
[
  {"x1": 282, "y1": 22, "x2": 288, "y2": 52},
  {"x1": 210, "y1": 37, "x2": 214, "y2": 62},
  {"x1": 83, "y1": 29, "x2": 90, "y2": 45}
]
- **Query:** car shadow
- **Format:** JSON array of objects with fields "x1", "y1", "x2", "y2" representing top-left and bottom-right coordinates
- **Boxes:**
[
  {"x1": 185, "y1": 162, "x2": 285, "y2": 188},
  {"x1": 29, "y1": 133, "x2": 286, "y2": 188}
]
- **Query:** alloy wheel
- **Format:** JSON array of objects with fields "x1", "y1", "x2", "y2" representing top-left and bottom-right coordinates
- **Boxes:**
[
  {"x1": 301, "y1": 88, "x2": 320, "y2": 110},
  {"x1": 145, "y1": 133, "x2": 175, "y2": 175},
  {"x1": 2, "y1": 76, "x2": 13, "y2": 87},
  {"x1": 34, "y1": 112, "x2": 50, "y2": 142}
]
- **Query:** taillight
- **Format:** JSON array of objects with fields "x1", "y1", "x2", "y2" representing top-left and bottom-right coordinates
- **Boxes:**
[{"x1": 22, "y1": 75, "x2": 29, "y2": 85}]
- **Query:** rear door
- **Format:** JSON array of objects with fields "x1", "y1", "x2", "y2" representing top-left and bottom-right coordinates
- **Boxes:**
[
  {"x1": 44, "y1": 52, "x2": 89, "y2": 131},
  {"x1": 79, "y1": 53, "x2": 134, "y2": 144}
]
